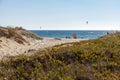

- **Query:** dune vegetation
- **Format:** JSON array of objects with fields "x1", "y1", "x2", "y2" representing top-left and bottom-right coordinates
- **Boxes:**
[
  {"x1": 0, "y1": 32, "x2": 120, "y2": 80},
  {"x1": 0, "y1": 26, "x2": 42, "y2": 44}
]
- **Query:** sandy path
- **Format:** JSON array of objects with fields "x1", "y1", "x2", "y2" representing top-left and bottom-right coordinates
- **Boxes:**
[{"x1": 0, "y1": 37, "x2": 81, "y2": 60}]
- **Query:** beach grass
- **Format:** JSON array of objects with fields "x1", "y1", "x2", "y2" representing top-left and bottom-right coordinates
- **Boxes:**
[{"x1": 0, "y1": 27, "x2": 43, "y2": 44}]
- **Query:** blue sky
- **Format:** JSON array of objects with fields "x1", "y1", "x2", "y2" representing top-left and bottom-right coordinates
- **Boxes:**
[{"x1": 0, "y1": 0, "x2": 120, "y2": 30}]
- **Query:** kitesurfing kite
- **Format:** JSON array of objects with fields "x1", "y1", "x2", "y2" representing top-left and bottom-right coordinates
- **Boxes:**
[
  {"x1": 86, "y1": 21, "x2": 88, "y2": 24},
  {"x1": 40, "y1": 26, "x2": 42, "y2": 29}
]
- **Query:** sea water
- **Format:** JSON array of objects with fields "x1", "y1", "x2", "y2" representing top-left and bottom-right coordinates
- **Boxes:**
[{"x1": 31, "y1": 30, "x2": 111, "y2": 40}]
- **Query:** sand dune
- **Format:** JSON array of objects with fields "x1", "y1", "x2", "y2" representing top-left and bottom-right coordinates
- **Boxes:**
[{"x1": 0, "y1": 35, "x2": 80, "y2": 60}]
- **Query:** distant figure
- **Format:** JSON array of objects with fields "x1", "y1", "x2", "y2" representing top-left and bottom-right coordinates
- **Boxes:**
[
  {"x1": 72, "y1": 34, "x2": 77, "y2": 39},
  {"x1": 66, "y1": 36, "x2": 71, "y2": 39},
  {"x1": 66, "y1": 36, "x2": 68, "y2": 39}
]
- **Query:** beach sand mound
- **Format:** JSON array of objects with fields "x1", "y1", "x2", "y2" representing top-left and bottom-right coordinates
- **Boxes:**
[
  {"x1": 0, "y1": 27, "x2": 26, "y2": 44},
  {"x1": 0, "y1": 26, "x2": 80, "y2": 60},
  {"x1": 0, "y1": 27, "x2": 42, "y2": 44},
  {"x1": 15, "y1": 27, "x2": 42, "y2": 40}
]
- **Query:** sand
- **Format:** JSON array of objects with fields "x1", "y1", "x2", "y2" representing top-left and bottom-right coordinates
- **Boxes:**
[{"x1": 0, "y1": 36, "x2": 81, "y2": 60}]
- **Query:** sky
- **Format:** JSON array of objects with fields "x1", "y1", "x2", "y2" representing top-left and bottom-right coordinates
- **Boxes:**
[{"x1": 0, "y1": 0, "x2": 120, "y2": 30}]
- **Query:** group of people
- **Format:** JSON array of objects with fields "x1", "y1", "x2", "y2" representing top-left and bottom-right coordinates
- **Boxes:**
[
  {"x1": 66, "y1": 36, "x2": 71, "y2": 39},
  {"x1": 66, "y1": 34, "x2": 77, "y2": 39}
]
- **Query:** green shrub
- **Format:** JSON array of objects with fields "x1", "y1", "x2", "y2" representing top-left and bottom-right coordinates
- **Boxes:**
[{"x1": 0, "y1": 32, "x2": 120, "y2": 79}]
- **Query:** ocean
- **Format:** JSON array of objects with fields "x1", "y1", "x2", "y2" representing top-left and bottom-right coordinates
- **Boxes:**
[{"x1": 31, "y1": 30, "x2": 112, "y2": 40}]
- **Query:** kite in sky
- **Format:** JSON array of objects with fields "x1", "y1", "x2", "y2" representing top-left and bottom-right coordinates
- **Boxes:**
[{"x1": 86, "y1": 21, "x2": 88, "y2": 24}]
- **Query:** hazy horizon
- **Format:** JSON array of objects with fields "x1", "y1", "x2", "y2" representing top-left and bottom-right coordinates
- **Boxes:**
[{"x1": 0, "y1": 0, "x2": 120, "y2": 30}]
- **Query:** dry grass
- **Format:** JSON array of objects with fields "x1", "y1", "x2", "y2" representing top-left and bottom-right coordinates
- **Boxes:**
[
  {"x1": 0, "y1": 26, "x2": 42, "y2": 44},
  {"x1": 16, "y1": 27, "x2": 43, "y2": 40}
]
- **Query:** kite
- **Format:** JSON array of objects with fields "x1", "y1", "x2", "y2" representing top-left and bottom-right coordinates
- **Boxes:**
[{"x1": 86, "y1": 21, "x2": 88, "y2": 24}]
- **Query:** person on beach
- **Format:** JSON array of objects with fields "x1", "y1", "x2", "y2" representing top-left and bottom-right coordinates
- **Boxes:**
[
  {"x1": 72, "y1": 34, "x2": 77, "y2": 39},
  {"x1": 66, "y1": 36, "x2": 68, "y2": 39},
  {"x1": 66, "y1": 36, "x2": 71, "y2": 39}
]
